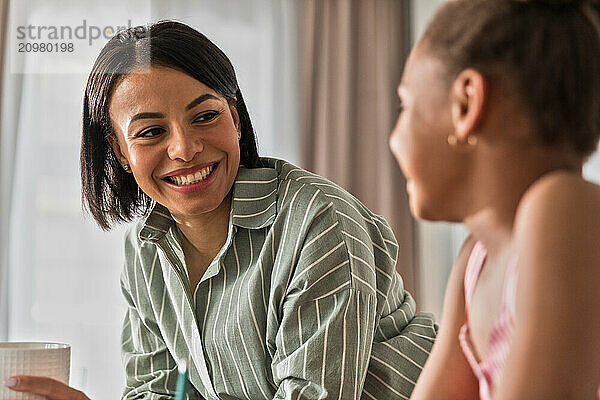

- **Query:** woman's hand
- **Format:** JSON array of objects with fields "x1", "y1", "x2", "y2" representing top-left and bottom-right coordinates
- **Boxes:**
[{"x1": 4, "y1": 376, "x2": 90, "y2": 400}]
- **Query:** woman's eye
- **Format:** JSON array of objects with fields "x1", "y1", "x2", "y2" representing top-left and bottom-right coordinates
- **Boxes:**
[
  {"x1": 137, "y1": 127, "x2": 164, "y2": 138},
  {"x1": 194, "y1": 111, "x2": 220, "y2": 123}
]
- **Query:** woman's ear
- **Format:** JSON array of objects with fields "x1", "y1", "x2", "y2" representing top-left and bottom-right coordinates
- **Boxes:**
[
  {"x1": 107, "y1": 135, "x2": 131, "y2": 171},
  {"x1": 451, "y1": 69, "x2": 486, "y2": 142},
  {"x1": 229, "y1": 104, "x2": 240, "y2": 133}
]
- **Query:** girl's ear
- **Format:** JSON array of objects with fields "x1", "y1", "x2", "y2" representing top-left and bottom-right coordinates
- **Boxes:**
[{"x1": 450, "y1": 69, "x2": 486, "y2": 142}]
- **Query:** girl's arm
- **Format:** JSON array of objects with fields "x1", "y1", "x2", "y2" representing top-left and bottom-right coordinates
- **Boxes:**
[
  {"x1": 495, "y1": 173, "x2": 600, "y2": 400},
  {"x1": 411, "y1": 235, "x2": 479, "y2": 400}
]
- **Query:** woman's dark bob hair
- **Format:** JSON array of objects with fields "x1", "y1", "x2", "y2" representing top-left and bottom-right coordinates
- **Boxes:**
[{"x1": 81, "y1": 20, "x2": 260, "y2": 230}]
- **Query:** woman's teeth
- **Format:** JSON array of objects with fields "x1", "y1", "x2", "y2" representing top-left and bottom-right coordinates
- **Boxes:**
[{"x1": 168, "y1": 165, "x2": 214, "y2": 185}]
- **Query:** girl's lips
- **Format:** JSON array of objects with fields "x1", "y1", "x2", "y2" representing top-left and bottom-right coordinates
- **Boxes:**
[{"x1": 162, "y1": 162, "x2": 220, "y2": 194}]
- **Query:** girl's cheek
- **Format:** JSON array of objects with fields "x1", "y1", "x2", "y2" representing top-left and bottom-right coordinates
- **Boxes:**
[{"x1": 389, "y1": 136, "x2": 402, "y2": 166}]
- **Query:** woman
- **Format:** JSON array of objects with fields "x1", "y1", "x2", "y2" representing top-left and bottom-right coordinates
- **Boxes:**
[
  {"x1": 4, "y1": 21, "x2": 436, "y2": 399},
  {"x1": 388, "y1": 0, "x2": 600, "y2": 399}
]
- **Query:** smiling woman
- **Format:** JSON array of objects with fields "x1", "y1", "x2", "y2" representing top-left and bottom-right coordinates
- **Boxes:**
[
  {"x1": 107, "y1": 69, "x2": 241, "y2": 227},
  {"x1": 4, "y1": 20, "x2": 436, "y2": 400},
  {"x1": 81, "y1": 21, "x2": 259, "y2": 232}
]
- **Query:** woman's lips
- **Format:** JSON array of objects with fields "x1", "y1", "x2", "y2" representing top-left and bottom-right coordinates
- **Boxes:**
[
  {"x1": 162, "y1": 162, "x2": 220, "y2": 193},
  {"x1": 162, "y1": 162, "x2": 217, "y2": 179},
  {"x1": 166, "y1": 164, "x2": 215, "y2": 185}
]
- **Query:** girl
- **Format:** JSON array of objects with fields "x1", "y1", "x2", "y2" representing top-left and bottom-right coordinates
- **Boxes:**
[{"x1": 389, "y1": 0, "x2": 600, "y2": 399}]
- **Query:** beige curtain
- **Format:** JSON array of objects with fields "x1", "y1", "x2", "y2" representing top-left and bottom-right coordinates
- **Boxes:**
[
  {"x1": 0, "y1": 0, "x2": 6, "y2": 110},
  {"x1": 299, "y1": 0, "x2": 418, "y2": 297}
]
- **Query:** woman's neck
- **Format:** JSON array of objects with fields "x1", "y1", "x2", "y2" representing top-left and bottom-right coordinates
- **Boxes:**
[{"x1": 171, "y1": 194, "x2": 232, "y2": 261}]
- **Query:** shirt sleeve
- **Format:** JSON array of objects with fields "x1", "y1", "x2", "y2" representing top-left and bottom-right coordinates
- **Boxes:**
[
  {"x1": 270, "y1": 198, "x2": 377, "y2": 400},
  {"x1": 362, "y1": 291, "x2": 437, "y2": 399},
  {"x1": 272, "y1": 288, "x2": 376, "y2": 400},
  {"x1": 120, "y1": 273, "x2": 203, "y2": 400},
  {"x1": 270, "y1": 190, "x2": 436, "y2": 400}
]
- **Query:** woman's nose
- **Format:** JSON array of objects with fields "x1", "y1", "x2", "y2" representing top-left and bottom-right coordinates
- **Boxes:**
[{"x1": 166, "y1": 125, "x2": 203, "y2": 161}]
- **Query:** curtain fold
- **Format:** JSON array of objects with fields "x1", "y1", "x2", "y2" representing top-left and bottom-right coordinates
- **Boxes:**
[
  {"x1": 0, "y1": 0, "x2": 10, "y2": 341},
  {"x1": 299, "y1": 0, "x2": 418, "y2": 297}
]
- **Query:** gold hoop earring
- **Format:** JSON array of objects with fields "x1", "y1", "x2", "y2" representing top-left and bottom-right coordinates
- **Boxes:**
[
  {"x1": 447, "y1": 134, "x2": 458, "y2": 145},
  {"x1": 123, "y1": 164, "x2": 131, "y2": 172},
  {"x1": 467, "y1": 136, "x2": 478, "y2": 145}
]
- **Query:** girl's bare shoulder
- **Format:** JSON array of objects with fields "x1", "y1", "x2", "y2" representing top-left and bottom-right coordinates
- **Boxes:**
[
  {"x1": 514, "y1": 171, "x2": 600, "y2": 272},
  {"x1": 499, "y1": 171, "x2": 600, "y2": 400},
  {"x1": 516, "y1": 171, "x2": 600, "y2": 232}
]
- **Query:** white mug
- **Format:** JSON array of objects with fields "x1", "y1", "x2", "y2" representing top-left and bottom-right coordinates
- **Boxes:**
[{"x1": 0, "y1": 342, "x2": 70, "y2": 400}]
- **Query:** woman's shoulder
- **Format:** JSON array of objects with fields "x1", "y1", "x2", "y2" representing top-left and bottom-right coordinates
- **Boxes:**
[
  {"x1": 266, "y1": 157, "x2": 355, "y2": 201},
  {"x1": 262, "y1": 157, "x2": 399, "y2": 257},
  {"x1": 265, "y1": 157, "x2": 391, "y2": 226}
]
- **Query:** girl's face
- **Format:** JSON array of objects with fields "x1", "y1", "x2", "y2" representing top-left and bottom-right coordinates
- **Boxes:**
[
  {"x1": 108, "y1": 66, "x2": 241, "y2": 220},
  {"x1": 389, "y1": 43, "x2": 472, "y2": 221}
]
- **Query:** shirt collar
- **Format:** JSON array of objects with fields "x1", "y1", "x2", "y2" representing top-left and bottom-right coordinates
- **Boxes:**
[
  {"x1": 138, "y1": 161, "x2": 279, "y2": 242},
  {"x1": 230, "y1": 164, "x2": 278, "y2": 229}
]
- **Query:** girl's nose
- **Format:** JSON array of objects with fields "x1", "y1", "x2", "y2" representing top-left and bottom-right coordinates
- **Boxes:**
[{"x1": 167, "y1": 125, "x2": 204, "y2": 162}]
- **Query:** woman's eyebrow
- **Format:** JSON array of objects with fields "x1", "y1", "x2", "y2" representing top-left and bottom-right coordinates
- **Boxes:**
[
  {"x1": 185, "y1": 93, "x2": 220, "y2": 111},
  {"x1": 128, "y1": 94, "x2": 221, "y2": 125},
  {"x1": 130, "y1": 112, "x2": 165, "y2": 124}
]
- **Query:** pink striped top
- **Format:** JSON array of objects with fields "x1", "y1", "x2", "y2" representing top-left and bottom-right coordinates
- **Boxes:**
[
  {"x1": 459, "y1": 241, "x2": 517, "y2": 400},
  {"x1": 459, "y1": 241, "x2": 600, "y2": 400}
]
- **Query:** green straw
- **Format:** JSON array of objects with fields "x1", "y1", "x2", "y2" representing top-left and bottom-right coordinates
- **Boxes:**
[{"x1": 174, "y1": 358, "x2": 189, "y2": 400}]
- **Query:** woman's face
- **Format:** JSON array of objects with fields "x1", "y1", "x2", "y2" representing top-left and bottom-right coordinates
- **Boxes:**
[
  {"x1": 389, "y1": 43, "x2": 470, "y2": 221},
  {"x1": 108, "y1": 66, "x2": 241, "y2": 219}
]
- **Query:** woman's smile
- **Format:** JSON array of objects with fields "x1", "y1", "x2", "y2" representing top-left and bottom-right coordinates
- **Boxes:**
[
  {"x1": 108, "y1": 66, "x2": 241, "y2": 218},
  {"x1": 161, "y1": 161, "x2": 220, "y2": 193}
]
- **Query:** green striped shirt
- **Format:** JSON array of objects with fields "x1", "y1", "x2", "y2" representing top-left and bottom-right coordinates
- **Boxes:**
[{"x1": 120, "y1": 157, "x2": 436, "y2": 400}]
